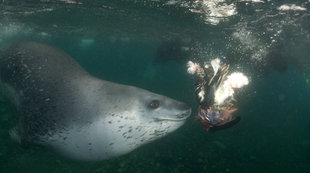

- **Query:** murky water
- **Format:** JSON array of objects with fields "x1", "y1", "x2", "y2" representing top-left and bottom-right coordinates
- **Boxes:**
[{"x1": 0, "y1": 0, "x2": 309, "y2": 172}]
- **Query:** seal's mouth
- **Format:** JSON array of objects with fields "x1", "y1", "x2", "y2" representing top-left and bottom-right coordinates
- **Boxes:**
[{"x1": 154, "y1": 109, "x2": 191, "y2": 122}]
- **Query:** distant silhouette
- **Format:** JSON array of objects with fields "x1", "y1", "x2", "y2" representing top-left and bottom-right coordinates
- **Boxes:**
[{"x1": 155, "y1": 39, "x2": 191, "y2": 64}]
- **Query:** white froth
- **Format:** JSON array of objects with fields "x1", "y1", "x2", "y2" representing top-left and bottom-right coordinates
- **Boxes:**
[
  {"x1": 201, "y1": 0, "x2": 237, "y2": 25},
  {"x1": 232, "y1": 27, "x2": 268, "y2": 63},
  {"x1": 240, "y1": 0, "x2": 265, "y2": 3},
  {"x1": 214, "y1": 72, "x2": 249, "y2": 105},
  {"x1": 187, "y1": 61, "x2": 200, "y2": 74},
  {"x1": 226, "y1": 72, "x2": 249, "y2": 88},
  {"x1": 59, "y1": 0, "x2": 83, "y2": 4},
  {"x1": 278, "y1": 4, "x2": 307, "y2": 11},
  {"x1": 165, "y1": 0, "x2": 179, "y2": 5}
]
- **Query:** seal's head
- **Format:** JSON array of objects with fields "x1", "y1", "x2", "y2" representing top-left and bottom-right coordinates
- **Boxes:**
[
  {"x1": 140, "y1": 93, "x2": 192, "y2": 135},
  {"x1": 97, "y1": 89, "x2": 192, "y2": 160},
  {"x1": 46, "y1": 83, "x2": 191, "y2": 161}
]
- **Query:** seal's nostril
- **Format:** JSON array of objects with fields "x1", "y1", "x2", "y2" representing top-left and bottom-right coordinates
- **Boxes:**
[{"x1": 176, "y1": 107, "x2": 192, "y2": 119}]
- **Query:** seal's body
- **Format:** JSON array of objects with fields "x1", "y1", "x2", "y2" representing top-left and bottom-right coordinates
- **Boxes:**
[{"x1": 0, "y1": 41, "x2": 191, "y2": 161}]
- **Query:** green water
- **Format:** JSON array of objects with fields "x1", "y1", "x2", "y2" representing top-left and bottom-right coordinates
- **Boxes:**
[{"x1": 0, "y1": 0, "x2": 310, "y2": 172}]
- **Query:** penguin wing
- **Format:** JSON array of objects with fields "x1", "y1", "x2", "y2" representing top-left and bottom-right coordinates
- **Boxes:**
[{"x1": 209, "y1": 64, "x2": 230, "y2": 89}]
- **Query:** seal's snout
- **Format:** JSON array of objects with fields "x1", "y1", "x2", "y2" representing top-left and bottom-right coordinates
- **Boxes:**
[
  {"x1": 175, "y1": 103, "x2": 191, "y2": 119},
  {"x1": 176, "y1": 102, "x2": 191, "y2": 111}
]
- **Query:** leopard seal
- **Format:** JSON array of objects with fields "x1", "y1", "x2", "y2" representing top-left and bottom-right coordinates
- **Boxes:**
[{"x1": 0, "y1": 41, "x2": 191, "y2": 161}]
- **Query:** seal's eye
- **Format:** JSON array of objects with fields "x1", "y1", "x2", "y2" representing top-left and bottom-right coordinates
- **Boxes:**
[{"x1": 149, "y1": 100, "x2": 160, "y2": 109}]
